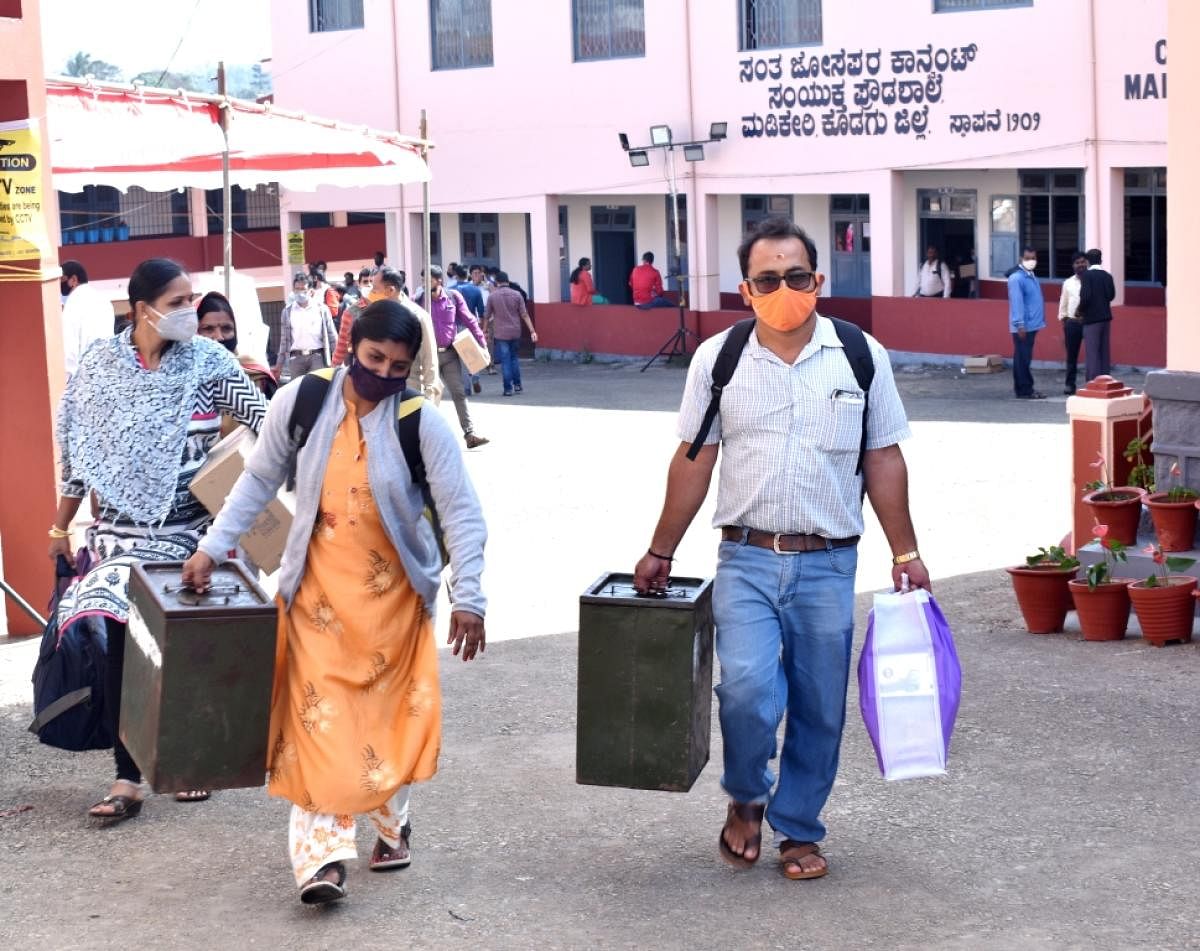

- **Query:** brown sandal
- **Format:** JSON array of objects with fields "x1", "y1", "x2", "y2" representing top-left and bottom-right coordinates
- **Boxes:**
[
  {"x1": 87, "y1": 794, "x2": 143, "y2": 825},
  {"x1": 779, "y1": 840, "x2": 828, "y2": 880},
  {"x1": 718, "y1": 802, "x2": 765, "y2": 869},
  {"x1": 369, "y1": 822, "x2": 412, "y2": 871}
]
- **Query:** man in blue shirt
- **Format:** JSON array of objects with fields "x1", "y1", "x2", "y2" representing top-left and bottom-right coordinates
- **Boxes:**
[
  {"x1": 1007, "y1": 247, "x2": 1047, "y2": 400},
  {"x1": 455, "y1": 266, "x2": 487, "y2": 394}
]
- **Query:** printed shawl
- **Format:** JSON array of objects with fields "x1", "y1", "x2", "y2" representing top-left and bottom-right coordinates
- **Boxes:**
[{"x1": 58, "y1": 331, "x2": 242, "y2": 525}]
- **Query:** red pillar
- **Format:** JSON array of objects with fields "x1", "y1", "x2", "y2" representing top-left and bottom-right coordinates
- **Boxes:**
[{"x1": 0, "y1": 1, "x2": 64, "y2": 636}]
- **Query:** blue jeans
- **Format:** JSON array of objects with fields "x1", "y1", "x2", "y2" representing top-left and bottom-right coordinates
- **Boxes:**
[
  {"x1": 495, "y1": 337, "x2": 522, "y2": 393},
  {"x1": 1011, "y1": 329, "x2": 1038, "y2": 396},
  {"x1": 712, "y1": 538, "x2": 858, "y2": 845}
]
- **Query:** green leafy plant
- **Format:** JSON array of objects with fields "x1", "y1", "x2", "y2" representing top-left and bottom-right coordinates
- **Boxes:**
[
  {"x1": 1084, "y1": 450, "x2": 1142, "y2": 500},
  {"x1": 1140, "y1": 542, "x2": 1196, "y2": 587},
  {"x1": 1124, "y1": 436, "x2": 1155, "y2": 492},
  {"x1": 1025, "y1": 545, "x2": 1080, "y2": 572},
  {"x1": 1162, "y1": 461, "x2": 1199, "y2": 502},
  {"x1": 1085, "y1": 524, "x2": 1127, "y2": 590}
]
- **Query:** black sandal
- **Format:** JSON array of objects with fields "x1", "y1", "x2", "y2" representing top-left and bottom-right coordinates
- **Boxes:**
[
  {"x1": 300, "y1": 862, "x2": 347, "y2": 905},
  {"x1": 87, "y1": 794, "x2": 143, "y2": 825},
  {"x1": 718, "y1": 802, "x2": 766, "y2": 869}
]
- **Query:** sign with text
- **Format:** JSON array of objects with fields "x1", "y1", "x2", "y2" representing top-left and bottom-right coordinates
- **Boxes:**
[
  {"x1": 0, "y1": 121, "x2": 50, "y2": 263},
  {"x1": 286, "y1": 230, "x2": 306, "y2": 265}
]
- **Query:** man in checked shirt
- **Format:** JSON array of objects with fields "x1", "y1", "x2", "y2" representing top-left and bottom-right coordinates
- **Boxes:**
[{"x1": 634, "y1": 217, "x2": 929, "y2": 882}]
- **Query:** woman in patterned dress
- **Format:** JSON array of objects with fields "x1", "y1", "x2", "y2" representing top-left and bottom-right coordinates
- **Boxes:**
[
  {"x1": 48, "y1": 258, "x2": 268, "y2": 823},
  {"x1": 183, "y1": 300, "x2": 487, "y2": 905}
]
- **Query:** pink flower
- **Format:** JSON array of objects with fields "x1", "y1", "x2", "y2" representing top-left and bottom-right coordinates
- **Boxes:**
[
  {"x1": 1170, "y1": 461, "x2": 1182, "y2": 478},
  {"x1": 1090, "y1": 452, "x2": 1105, "y2": 470},
  {"x1": 1142, "y1": 543, "x2": 1165, "y2": 565},
  {"x1": 1093, "y1": 523, "x2": 1109, "y2": 540}
]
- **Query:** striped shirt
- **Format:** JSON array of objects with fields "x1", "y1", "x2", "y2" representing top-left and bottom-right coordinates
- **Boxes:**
[{"x1": 677, "y1": 315, "x2": 912, "y2": 538}]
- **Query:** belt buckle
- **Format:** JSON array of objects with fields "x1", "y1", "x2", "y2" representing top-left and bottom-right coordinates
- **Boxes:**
[{"x1": 772, "y1": 533, "x2": 797, "y2": 555}]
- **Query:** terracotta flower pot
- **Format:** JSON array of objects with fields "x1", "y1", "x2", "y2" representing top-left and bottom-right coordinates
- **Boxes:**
[
  {"x1": 1082, "y1": 487, "x2": 1146, "y2": 546},
  {"x1": 1067, "y1": 578, "x2": 1132, "y2": 641},
  {"x1": 1007, "y1": 565, "x2": 1076, "y2": 634},
  {"x1": 1144, "y1": 493, "x2": 1199, "y2": 552},
  {"x1": 1127, "y1": 576, "x2": 1198, "y2": 646}
]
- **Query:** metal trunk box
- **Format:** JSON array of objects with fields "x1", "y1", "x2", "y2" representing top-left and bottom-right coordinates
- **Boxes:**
[
  {"x1": 122, "y1": 560, "x2": 277, "y2": 793},
  {"x1": 577, "y1": 572, "x2": 714, "y2": 792}
]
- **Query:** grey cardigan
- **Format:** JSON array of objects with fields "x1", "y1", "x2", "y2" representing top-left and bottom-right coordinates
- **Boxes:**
[{"x1": 197, "y1": 367, "x2": 487, "y2": 619}]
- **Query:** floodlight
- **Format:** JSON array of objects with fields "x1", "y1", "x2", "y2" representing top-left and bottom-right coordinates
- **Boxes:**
[
  {"x1": 709, "y1": 121, "x2": 728, "y2": 141},
  {"x1": 618, "y1": 132, "x2": 630, "y2": 151},
  {"x1": 683, "y1": 144, "x2": 705, "y2": 162},
  {"x1": 628, "y1": 150, "x2": 651, "y2": 167},
  {"x1": 649, "y1": 124, "x2": 672, "y2": 146}
]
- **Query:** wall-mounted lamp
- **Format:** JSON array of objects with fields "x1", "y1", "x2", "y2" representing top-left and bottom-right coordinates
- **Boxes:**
[
  {"x1": 708, "y1": 121, "x2": 728, "y2": 141},
  {"x1": 683, "y1": 144, "x2": 705, "y2": 162}
]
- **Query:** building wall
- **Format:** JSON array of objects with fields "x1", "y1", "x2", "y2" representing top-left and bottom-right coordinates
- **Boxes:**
[{"x1": 271, "y1": 0, "x2": 1167, "y2": 334}]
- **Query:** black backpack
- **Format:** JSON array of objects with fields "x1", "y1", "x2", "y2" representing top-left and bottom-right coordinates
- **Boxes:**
[
  {"x1": 286, "y1": 369, "x2": 447, "y2": 564},
  {"x1": 686, "y1": 317, "x2": 875, "y2": 475},
  {"x1": 28, "y1": 555, "x2": 114, "y2": 752}
]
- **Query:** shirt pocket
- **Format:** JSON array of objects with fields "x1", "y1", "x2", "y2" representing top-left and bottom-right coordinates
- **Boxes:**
[{"x1": 823, "y1": 389, "x2": 866, "y2": 453}]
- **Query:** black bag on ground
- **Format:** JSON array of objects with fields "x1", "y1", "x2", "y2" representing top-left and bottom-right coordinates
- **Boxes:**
[{"x1": 28, "y1": 555, "x2": 113, "y2": 751}]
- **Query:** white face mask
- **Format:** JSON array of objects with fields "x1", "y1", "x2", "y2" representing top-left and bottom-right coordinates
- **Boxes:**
[
  {"x1": 147, "y1": 304, "x2": 198, "y2": 342},
  {"x1": 1021, "y1": 259, "x2": 1037, "y2": 271}
]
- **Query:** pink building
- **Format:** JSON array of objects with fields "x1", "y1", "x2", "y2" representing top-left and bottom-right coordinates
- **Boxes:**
[{"x1": 271, "y1": 0, "x2": 1167, "y2": 361}]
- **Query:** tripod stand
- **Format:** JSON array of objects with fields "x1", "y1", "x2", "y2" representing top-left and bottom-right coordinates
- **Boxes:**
[{"x1": 641, "y1": 295, "x2": 699, "y2": 371}]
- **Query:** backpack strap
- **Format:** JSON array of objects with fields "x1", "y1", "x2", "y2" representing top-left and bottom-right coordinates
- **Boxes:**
[
  {"x1": 829, "y1": 317, "x2": 875, "y2": 476},
  {"x1": 685, "y1": 318, "x2": 755, "y2": 461},
  {"x1": 396, "y1": 390, "x2": 449, "y2": 565},
  {"x1": 285, "y1": 368, "x2": 337, "y2": 491}
]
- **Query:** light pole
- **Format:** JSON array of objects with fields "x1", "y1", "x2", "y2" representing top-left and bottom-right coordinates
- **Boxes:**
[{"x1": 620, "y1": 122, "x2": 727, "y2": 371}]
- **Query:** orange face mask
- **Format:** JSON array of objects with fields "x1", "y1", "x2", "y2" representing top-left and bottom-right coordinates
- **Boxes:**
[{"x1": 741, "y1": 283, "x2": 819, "y2": 333}]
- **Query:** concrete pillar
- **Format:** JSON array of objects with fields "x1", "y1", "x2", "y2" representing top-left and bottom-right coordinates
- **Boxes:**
[
  {"x1": 1167, "y1": 0, "x2": 1199, "y2": 372},
  {"x1": 869, "y1": 171, "x2": 904, "y2": 297},
  {"x1": 1103, "y1": 167, "x2": 1125, "y2": 306},
  {"x1": 384, "y1": 210, "x2": 405, "y2": 275},
  {"x1": 332, "y1": 211, "x2": 349, "y2": 228},
  {"x1": 189, "y1": 187, "x2": 209, "y2": 237},
  {"x1": 692, "y1": 192, "x2": 721, "y2": 312},
  {"x1": 529, "y1": 196, "x2": 560, "y2": 305},
  {"x1": 1066, "y1": 377, "x2": 1150, "y2": 551},
  {"x1": 0, "y1": 8, "x2": 63, "y2": 637},
  {"x1": 279, "y1": 210, "x2": 302, "y2": 296}
]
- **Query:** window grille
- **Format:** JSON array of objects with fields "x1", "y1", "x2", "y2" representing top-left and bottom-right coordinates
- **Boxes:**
[
  {"x1": 573, "y1": 0, "x2": 645, "y2": 61},
  {"x1": 933, "y1": 0, "x2": 1031, "y2": 11},
  {"x1": 740, "y1": 0, "x2": 821, "y2": 51},
  {"x1": 206, "y1": 185, "x2": 279, "y2": 233},
  {"x1": 431, "y1": 0, "x2": 494, "y2": 69},
  {"x1": 309, "y1": 0, "x2": 363, "y2": 32}
]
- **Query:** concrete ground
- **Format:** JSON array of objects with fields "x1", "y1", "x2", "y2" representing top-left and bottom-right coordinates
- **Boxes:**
[{"x1": 3, "y1": 354, "x2": 1197, "y2": 951}]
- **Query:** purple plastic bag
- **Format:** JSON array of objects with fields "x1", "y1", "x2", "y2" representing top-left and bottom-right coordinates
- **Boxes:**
[{"x1": 858, "y1": 589, "x2": 961, "y2": 781}]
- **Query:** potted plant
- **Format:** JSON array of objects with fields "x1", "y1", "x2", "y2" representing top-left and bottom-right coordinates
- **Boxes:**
[
  {"x1": 1127, "y1": 544, "x2": 1197, "y2": 647},
  {"x1": 1007, "y1": 544, "x2": 1079, "y2": 635},
  {"x1": 1067, "y1": 524, "x2": 1132, "y2": 641},
  {"x1": 1123, "y1": 435, "x2": 1155, "y2": 492},
  {"x1": 1144, "y1": 461, "x2": 1198, "y2": 552},
  {"x1": 1081, "y1": 451, "x2": 1146, "y2": 546}
]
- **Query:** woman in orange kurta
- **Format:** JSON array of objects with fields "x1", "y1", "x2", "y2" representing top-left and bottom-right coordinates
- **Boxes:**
[
  {"x1": 569, "y1": 257, "x2": 595, "y2": 306},
  {"x1": 186, "y1": 300, "x2": 488, "y2": 905}
]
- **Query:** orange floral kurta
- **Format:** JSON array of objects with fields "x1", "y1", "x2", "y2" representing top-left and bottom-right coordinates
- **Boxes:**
[{"x1": 266, "y1": 398, "x2": 441, "y2": 814}]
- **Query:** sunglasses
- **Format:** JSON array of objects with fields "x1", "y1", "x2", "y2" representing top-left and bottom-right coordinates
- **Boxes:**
[{"x1": 748, "y1": 270, "x2": 817, "y2": 294}]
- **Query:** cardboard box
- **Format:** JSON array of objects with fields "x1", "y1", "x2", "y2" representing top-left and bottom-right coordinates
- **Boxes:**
[
  {"x1": 963, "y1": 354, "x2": 1005, "y2": 374},
  {"x1": 190, "y1": 427, "x2": 295, "y2": 574},
  {"x1": 453, "y1": 328, "x2": 491, "y2": 374}
]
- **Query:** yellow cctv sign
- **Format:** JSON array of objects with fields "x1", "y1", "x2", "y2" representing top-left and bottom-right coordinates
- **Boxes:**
[
  {"x1": 286, "y1": 231, "x2": 306, "y2": 265},
  {"x1": 0, "y1": 120, "x2": 49, "y2": 262}
]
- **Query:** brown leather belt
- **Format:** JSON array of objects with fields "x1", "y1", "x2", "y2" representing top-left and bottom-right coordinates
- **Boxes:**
[{"x1": 721, "y1": 526, "x2": 859, "y2": 554}]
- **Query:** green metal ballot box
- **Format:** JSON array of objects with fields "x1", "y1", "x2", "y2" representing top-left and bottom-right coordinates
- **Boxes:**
[
  {"x1": 122, "y1": 561, "x2": 277, "y2": 793},
  {"x1": 577, "y1": 572, "x2": 714, "y2": 792}
]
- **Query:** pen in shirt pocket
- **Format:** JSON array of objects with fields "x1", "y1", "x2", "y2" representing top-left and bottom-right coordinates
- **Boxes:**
[{"x1": 830, "y1": 389, "x2": 864, "y2": 402}]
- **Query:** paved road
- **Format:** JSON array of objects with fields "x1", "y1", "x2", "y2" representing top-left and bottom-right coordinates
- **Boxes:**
[{"x1": 4, "y1": 356, "x2": 1195, "y2": 951}]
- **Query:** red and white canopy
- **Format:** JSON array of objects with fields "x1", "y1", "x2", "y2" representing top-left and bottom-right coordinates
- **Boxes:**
[{"x1": 47, "y1": 78, "x2": 431, "y2": 193}]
